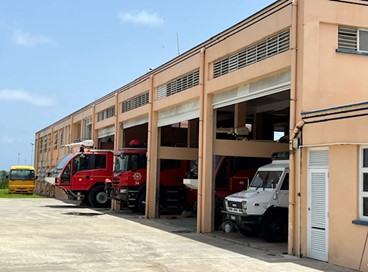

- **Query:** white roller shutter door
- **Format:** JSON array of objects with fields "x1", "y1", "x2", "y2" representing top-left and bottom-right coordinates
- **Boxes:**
[
  {"x1": 122, "y1": 115, "x2": 148, "y2": 129},
  {"x1": 158, "y1": 99, "x2": 199, "y2": 127},
  {"x1": 98, "y1": 125, "x2": 115, "y2": 138},
  {"x1": 212, "y1": 70, "x2": 291, "y2": 109}
]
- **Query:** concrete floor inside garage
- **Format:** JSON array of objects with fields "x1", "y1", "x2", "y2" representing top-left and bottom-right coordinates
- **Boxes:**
[{"x1": 104, "y1": 208, "x2": 288, "y2": 256}]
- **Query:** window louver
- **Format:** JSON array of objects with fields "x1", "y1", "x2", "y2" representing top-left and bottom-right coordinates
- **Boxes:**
[
  {"x1": 122, "y1": 92, "x2": 149, "y2": 113},
  {"x1": 338, "y1": 26, "x2": 357, "y2": 51},
  {"x1": 157, "y1": 70, "x2": 200, "y2": 99},
  {"x1": 213, "y1": 29, "x2": 290, "y2": 78}
]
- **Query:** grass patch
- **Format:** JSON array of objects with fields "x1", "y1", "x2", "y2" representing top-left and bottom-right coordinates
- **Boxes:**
[{"x1": 0, "y1": 189, "x2": 43, "y2": 198}]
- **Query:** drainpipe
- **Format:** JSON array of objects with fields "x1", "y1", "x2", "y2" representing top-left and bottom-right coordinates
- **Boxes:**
[
  {"x1": 289, "y1": 0, "x2": 299, "y2": 257},
  {"x1": 197, "y1": 47, "x2": 205, "y2": 233},
  {"x1": 114, "y1": 92, "x2": 119, "y2": 152}
]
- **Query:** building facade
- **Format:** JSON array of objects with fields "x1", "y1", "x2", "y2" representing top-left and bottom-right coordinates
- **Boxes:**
[{"x1": 35, "y1": 0, "x2": 368, "y2": 270}]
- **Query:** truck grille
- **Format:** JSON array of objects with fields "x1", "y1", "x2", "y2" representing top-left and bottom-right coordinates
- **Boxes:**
[{"x1": 228, "y1": 201, "x2": 242, "y2": 209}]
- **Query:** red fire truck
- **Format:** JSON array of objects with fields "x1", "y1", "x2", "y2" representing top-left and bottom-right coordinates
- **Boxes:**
[
  {"x1": 105, "y1": 140, "x2": 195, "y2": 214},
  {"x1": 54, "y1": 143, "x2": 114, "y2": 208},
  {"x1": 184, "y1": 156, "x2": 270, "y2": 228}
]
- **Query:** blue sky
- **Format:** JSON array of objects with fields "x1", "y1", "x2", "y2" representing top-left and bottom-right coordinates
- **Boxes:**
[{"x1": 0, "y1": 0, "x2": 275, "y2": 171}]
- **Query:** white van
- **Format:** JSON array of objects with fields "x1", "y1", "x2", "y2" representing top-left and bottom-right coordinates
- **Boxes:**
[{"x1": 222, "y1": 152, "x2": 289, "y2": 242}]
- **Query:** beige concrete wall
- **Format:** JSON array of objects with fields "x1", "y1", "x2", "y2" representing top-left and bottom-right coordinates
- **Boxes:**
[
  {"x1": 297, "y1": 0, "x2": 368, "y2": 269},
  {"x1": 72, "y1": 108, "x2": 93, "y2": 123},
  {"x1": 328, "y1": 145, "x2": 363, "y2": 270},
  {"x1": 300, "y1": 0, "x2": 368, "y2": 113},
  {"x1": 302, "y1": 117, "x2": 368, "y2": 269}
]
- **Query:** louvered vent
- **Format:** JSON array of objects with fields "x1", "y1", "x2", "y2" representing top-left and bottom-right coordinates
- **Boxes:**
[
  {"x1": 338, "y1": 26, "x2": 357, "y2": 51},
  {"x1": 157, "y1": 70, "x2": 200, "y2": 99},
  {"x1": 122, "y1": 92, "x2": 149, "y2": 113},
  {"x1": 213, "y1": 29, "x2": 290, "y2": 78},
  {"x1": 309, "y1": 150, "x2": 329, "y2": 168}
]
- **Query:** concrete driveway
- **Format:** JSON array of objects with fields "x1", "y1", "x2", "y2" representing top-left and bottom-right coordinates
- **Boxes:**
[{"x1": 0, "y1": 198, "x2": 354, "y2": 272}]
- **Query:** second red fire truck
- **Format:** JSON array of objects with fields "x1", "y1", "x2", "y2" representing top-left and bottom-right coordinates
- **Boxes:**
[{"x1": 105, "y1": 140, "x2": 194, "y2": 214}]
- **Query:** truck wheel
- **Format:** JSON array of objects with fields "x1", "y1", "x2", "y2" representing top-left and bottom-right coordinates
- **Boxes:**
[
  {"x1": 136, "y1": 192, "x2": 146, "y2": 214},
  {"x1": 88, "y1": 185, "x2": 110, "y2": 208},
  {"x1": 261, "y1": 211, "x2": 288, "y2": 242}
]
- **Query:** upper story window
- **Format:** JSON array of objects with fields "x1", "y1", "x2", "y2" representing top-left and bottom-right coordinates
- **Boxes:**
[
  {"x1": 359, "y1": 29, "x2": 368, "y2": 52},
  {"x1": 213, "y1": 29, "x2": 290, "y2": 78},
  {"x1": 83, "y1": 117, "x2": 92, "y2": 139},
  {"x1": 97, "y1": 106, "x2": 115, "y2": 122},
  {"x1": 53, "y1": 131, "x2": 58, "y2": 150},
  {"x1": 360, "y1": 147, "x2": 368, "y2": 220},
  {"x1": 122, "y1": 92, "x2": 149, "y2": 113},
  {"x1": 60, "y1": 128, "x2": 64, "y2": 146},
  {"x1": 157, "y1": 70, "x2": 200, "y2": 100},
  {"x1": 338, "y1": 26, "x2": 368, "y2": 54}
]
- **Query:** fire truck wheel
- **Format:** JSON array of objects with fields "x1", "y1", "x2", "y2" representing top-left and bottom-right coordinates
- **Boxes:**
[
  {"x1": 136, "y1": 192, "x2": 146, "y2": 214},
  {"x1": 88, "y1": 185, "x2": 110, "y2": 208}
]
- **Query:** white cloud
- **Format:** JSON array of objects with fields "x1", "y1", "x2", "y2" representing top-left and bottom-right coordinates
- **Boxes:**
[
  {"x1": 12, "y1": 29, "x2": 56, "y2": 47},
  {"x1": 0, "y1": 89, "x2": 55, "y2": 107},
  {"x1": 118, "y1": 10, "x2": 164, "y2": 27}
]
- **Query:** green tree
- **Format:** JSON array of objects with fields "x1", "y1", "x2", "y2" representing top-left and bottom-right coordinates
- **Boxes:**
[{"x1": 0, "y1": 170, "x2": 9, "y2": 189}]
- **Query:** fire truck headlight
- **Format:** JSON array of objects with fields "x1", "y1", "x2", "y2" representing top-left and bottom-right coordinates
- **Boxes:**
[
  {"x1": 120, "y1": 188, "x2": 127, "y2": 194},
  {"x1": 242, "y1": 201, "x2": 247, "y2": 212}
]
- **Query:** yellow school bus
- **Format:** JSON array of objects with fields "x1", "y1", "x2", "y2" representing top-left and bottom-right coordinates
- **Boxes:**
[{"x1": 8, "y1": 165, "x2": 36, "y2": 194}]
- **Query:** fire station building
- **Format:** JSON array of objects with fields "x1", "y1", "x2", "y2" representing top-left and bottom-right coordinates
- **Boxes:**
[{"x1": 34, "y1": 0, "x2": 368, "y2": 270}]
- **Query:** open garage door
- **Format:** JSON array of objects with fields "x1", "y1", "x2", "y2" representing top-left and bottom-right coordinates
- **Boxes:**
[
  {"x1": 122, "y1": 115, "x2": 148, "y2": 129},
  {"x1": 158, "y1": 99, "x2": 199, "y2": 127},
  {"x1": 212, "y1": 70, "x2": 290, "y2": 109},
  {"x1": 98, "y1": 125, "x2": 115, "y2": 149}
]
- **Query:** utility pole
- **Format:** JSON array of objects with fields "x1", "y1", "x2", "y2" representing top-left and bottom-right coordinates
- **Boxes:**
[{"x1": 30, "y1": 143, "x2": 34, "y2": 166}]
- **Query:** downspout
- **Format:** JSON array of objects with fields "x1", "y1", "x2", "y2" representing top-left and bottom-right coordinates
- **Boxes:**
[
  {"x1": 91, "y1": 104, "x2": 96, "y2": 148},
  {"x1": 197, "y1": 47, "x2": 206, "y2": 233},
  {"x1": 288, "y1": 0, "x2": 299, "y2": 256},
  {"x1": 114, "y1": 92, "x2": 119, "y2": 152},
  {"x1": 50, "y1": 126, "x2": 54, "y2": 170}
]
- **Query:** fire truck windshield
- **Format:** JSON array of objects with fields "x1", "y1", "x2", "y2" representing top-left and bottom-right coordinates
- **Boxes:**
[
  {"x1": 54, "y1": 154, "x2": 73, "y2": 177},
  {"x1": 114, "y1": 153, "x2": 147, "y2": 173}
]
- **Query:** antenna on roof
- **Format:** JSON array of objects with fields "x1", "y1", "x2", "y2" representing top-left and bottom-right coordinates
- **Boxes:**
[{"x1": 176, "y1": 32, "x2": 180, "y2": 56}]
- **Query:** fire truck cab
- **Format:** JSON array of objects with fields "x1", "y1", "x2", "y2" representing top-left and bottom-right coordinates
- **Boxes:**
[{"x1": 54, "y1": 142, "x2": 113, "y2": 208}]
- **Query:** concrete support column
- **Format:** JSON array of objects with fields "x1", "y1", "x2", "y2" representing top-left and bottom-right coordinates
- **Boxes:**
[
  {"x1": 114, "y1": 93, "x2": 120, "y2": 152},
  {"x1": 91, "y1": 105, "x2": 97, "y2": 148},
  {"x1": 188, "y1": 119, "x2": 199, "y2": 148},
  {"x1": 146, "y1": 76, "x2": 159, "y2": 218},
  {"x1": 234, "y1": 102, "x2": 246, "y2": 128},
  {"x1": 198, "y1": 93, "x2": 214, "y2": 233}
]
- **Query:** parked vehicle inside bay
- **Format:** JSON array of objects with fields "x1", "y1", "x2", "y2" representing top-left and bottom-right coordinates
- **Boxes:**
[
  {"x1": 222, "y1": 152, "x2": 289, "y2": 242},
  {"x1": 105, "y1": 139, "x2": 196, "y2": 214}
]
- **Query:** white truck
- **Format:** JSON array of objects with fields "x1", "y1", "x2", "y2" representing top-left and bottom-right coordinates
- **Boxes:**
[{"x1": 222, "y1": 152, "x2": 289, "y2": 242}]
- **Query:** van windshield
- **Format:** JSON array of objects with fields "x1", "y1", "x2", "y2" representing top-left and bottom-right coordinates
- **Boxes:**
[{"x1": 249, "y1": 170, "x2": 282, "y2": 189}]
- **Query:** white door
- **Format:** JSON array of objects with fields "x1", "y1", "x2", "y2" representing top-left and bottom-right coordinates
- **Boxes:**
[{"x1": 308, "y1": 149, "x2": 329, "y2": 262}]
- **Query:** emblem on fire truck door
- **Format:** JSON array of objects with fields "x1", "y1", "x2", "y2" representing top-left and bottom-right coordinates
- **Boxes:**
[{"x1": 133, "y1": 172, "x2": 142, "y2": 186}]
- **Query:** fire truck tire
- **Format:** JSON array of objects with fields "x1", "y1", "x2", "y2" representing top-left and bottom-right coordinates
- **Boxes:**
[
  {"x1": 88, "y1": 185, "x2": 110, "y2": 208},
  {"x1": 261, "y1": 210, "x2": 288, "y2": 242},
  {"x1": 136, "y1": 192, "x2": 146, "y2": 214}
]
